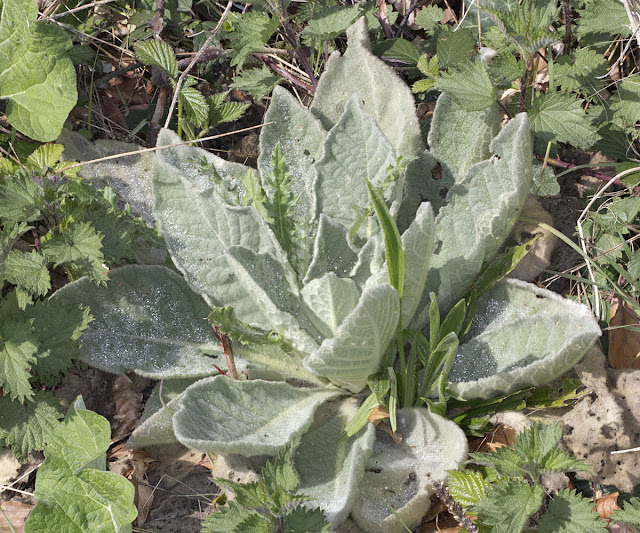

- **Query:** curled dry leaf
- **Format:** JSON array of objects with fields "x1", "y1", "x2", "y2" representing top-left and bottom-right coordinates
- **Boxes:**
[
  {"x1": 596, "y1": 491, "x2": 621, "y2": 519},
  {"x1": 368, "y1": 405, "x2": 403, "y2": 444},
  {"x1": 0, "y1": 500, "x2": 32, "y2": 532},
  {"x1": 131, "y1": 450, "x2": 156, "y2": 527},
  {"x1": 111, "y1": 375, "x2": 145, "y2": 440},
  {"x1": 608, "y1": 299, "x2": 640, "y2": 369}
]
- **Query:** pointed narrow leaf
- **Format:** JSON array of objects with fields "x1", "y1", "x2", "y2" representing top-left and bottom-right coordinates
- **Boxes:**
[
  {"x1": 366, "y1": 179, "x2": 404, "y2": 300},
  {"x1": 173, "y1": 376, "x2": 340, "y2": 456}
]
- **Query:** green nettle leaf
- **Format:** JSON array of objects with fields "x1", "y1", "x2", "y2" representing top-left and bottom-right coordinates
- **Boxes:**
[
  {"x1": 415, "y1": 5, "x2": 445, "y2": 33},
  {"x1": 42, "y1": 221, "x2": 107, "y2": 282},
  {"x1": 538, "y1": 489, "x2": 606, "y2": 533},
  {"x1": 554, "y1": 48, "x2": 608, "y2": 100},
  {"x1": 372, "y1": 38, "x2": 421, "y2": 65},
  {"x1": 24, "y1": 397, "x2": 137, "y2": 532},
  {"x1": 0, "y1": 0, "x2": 78, "y2": 141},
  {"x1": 612, "y1": 497, "x2": 640, "y2": 526},
  {"x1": 528, "y1": 92, "x2": 599, "y2": 149},
  {"x1": 229, "y1": 11, "x2": 279, "y2": 69},
  {"x1": 202, "y1": 501, "x2": 258, "y2": 532},
  {"x1": 4, "y1": 250, "x2": 51, "y2": 297},
  {"x1": 436, "y1": 27, "x2": 477, "y2": 68},
  {"x1": 301, "y1": 4, "x2": 360, "y2": 46},
  {"x1": 447, "y1": 470, "x2": 489, "y2": 507},
  {"x1": 135, "y1": 40, "x2": 178, "y2": 78},
  {"x1": 473, "y1": 479, "x2": 544, "y2": 533},
  {"x1": 0, "y1": 172, "x2": 44, "y2": 222},
  {"x1": 283, "y1": 506, "x2": 331, "y2": 533},
  {"x1": 576, "y1": 0, "x2": 632, "y2": 40},
  {"x1": 433, "y1": 60, "x2": 497, "y2": 111},
  {"x1": 610, "y1": 75, "x2": 640, "y2": 140},
  {"x1": 0, "y1": 311, "x2": 38, "y2": 402},
  {"x1": 230, "y1": 66, "x2": 281, "y2": 101},
  {"x1": 0, "y1": 391, "x2": 63, "y2": 462},
  {"x1": 26, "y1": 298, "x2": 93, "y2": 386},
  {"x1": 208, "y1": 92, "x2": 250, "y2": 127}
]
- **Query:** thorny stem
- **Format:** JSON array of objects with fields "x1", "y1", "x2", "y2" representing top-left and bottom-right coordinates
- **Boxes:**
[
  {"x1": 517, "y1": 64, "x2": 531, "y2": 114},
  {"x1": 212, "y1": 325, "x2": 239, "y2": 379},
  {"x1": 432, "y1": 481, "x2": 479, "y2": 533}
]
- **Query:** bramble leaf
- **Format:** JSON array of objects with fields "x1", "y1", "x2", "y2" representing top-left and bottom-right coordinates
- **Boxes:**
[
  {"x1": 135, "y1": 40, "x2": 177, "y2": 78},
  {"x1": 229, "y1": 11, "x2": 279, "y2": 69},
  {"x1": 538, "y1": 489, "x2": 605, "y2": 532}
]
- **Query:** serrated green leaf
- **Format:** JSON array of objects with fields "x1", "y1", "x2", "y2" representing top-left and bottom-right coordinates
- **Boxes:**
[
  {"x1": 372, "y1": 38, "x2": 421, "y2": 65},
  {"x1": 236, "y1": 513, "x2": 273, "y2": 532},
  {"x1": 301, "y1": 4, "x2": 360, "y2": 46},
  {"x1": 0, "y1": 391, "x2": 63, "y2": 461},
  {"x1": 229, "y1": 11, "x2": 279, "y2": 69},
  {"x1": 610, "y1": 75, "x2": 640, "y2": 140},
  {"x1": 513, "y1": 420, "x2": 561, "y2": 465},
  {"x1": 628, "y1": 250, "x2": 640, "y2": 281},
  {"x1": 436, "y1": 27, "x2": 476, "y2": 68},
  {"x1": 201, "y1": 502, "x2": 258, "y2": 532},
  {"x1": 42, "y1": 221, "x2": 107, "y2": 282},
  {"x1": 488, "y1": 53, "x2": 525, "y2": 87},
  {"x1": 539, "y1": 448, "x2": 591, "y2": 474},
  {"x1": 555, "y1": 48, "x2": 608, "y2": 100},
  {"x1": 26, "y1": 144, "x2": 65, "y2": 170},
  {"x1": 415, "y1": 5, "x2": 445, "y2": 33},
  {"x1": 433, "y1": 60, "x2": 497, "y2": 111},
  {"x1": 473, "y1": 479, "x2": 544, "y2": 533},
  {"x1": 208, "y1": 96, "x2": 250, "y2": 127},
  {"x1": 412, "y1": 78, "x2": 437, "y2": 93},
  {"x1": 173, "y1": 376, "x2": 340, "y2": 456},
  {"x1": 533, "y1": 161, "x2": 560, "y2": 196},
  {"x1": 284, "y1": 505, "x2": 331, "y2": 532},
  {"x1": 4, "y1": 250, "x2": 50, "y2": 297},
  {"x1": 0, "y1": 311, "x2": 38, "y2": 402},
  {"x1": 0, "y1": 0, "x2": 77, "y2": 141},
  {"x1": 0, "y1": 172, "x2": 44, "y2": 222},
  {"x1": 528, "y1": 92, "x2": 599, "y2": 149},
  {"x1": 51, "y1": 265, "x2": 224, "y2": 378},
  {"x1": 135, "y1": 40, "x2": 178, "y2": 78},
  {"x1": 179, "y1": 84, "x2": 209, "y2": 127},
  {"x1": 576, "y1": 0, "x2": 632, "y2": 40},
  {"x1": 24, "y1": 397, "x2": 137, "y2": 532},
  {"x1": 538, "y1": 489, "x2": 605, "y2": 532},
  {"x1": 230, "y1": 66, "x2": 281, "y2": 100},
  {"x1": 215, "y1": 479, "x2": 269, "y2": 509},
  {"x1": 469, "y1": 446, "x2": 525, "y2": 477},
  {"x1": 447, "y1": 470, "x2": 489, "y2": 508},
  {"x1": 612, "y1": 497, "x2": 640, "y2": 526},
  {"x1": 262, "y1": 438, "x2": 301, "y2": 508},
  {"x1": 26, "y1": 298, "x2": 92, "y2": 386}
]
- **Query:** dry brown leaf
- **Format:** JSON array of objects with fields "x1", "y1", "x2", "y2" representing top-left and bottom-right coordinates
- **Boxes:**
[
  {"x1": 110, "y1": 375, "x2": 145, "y2": 441},
  {"x1": 421, "y1": 510, "x2": 464, "y2": 532},
  {"x1": 0, "y1": 500, "x2": 32, "y2": 532},
  {"x1": 608, "y1": 298, "x2": 640, "y2": 369},
  {"x1": 596, "y1": 491, "x2": 621, "y2": 519},
  {"x1": 609, "y1": 523, "x2": 640, "y2": 533},
  {"x1": 130, "y1": 450, "x2": 156, "y2": 527},
  {"x1": 474, "y1": 425, "x2": 517, "y2": 453},
  {"x1": 368, "y1": 405, "x2": 390, "y2": 424}
]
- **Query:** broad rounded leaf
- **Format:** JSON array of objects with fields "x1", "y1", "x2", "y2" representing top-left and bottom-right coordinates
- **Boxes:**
[
  {"x1": 0, "y1": 0, "x2": 77, "y2": 141},
  {"x1": 296, "y1": 399, "x2": 376, "y2": 525},
  {"x1": 352, "y1": 407, "x2": 468, "y2": 533},
  {"x1": 173, "y1": 376, "x2": 341, "y2": 456},
  {"x1": 51, "y1": 265, "x2": 223, "y2": 378},
  {"x1": 449, "y1": 279, "x2": 601, "y2": 399}
]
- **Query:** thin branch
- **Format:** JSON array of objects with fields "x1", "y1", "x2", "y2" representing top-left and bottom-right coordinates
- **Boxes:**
[
  {"x1": 257, "y1": 54, "x2": 315, "y2": 94},
  {"x1": 152, "y1": 0, "x2": 165, "y2": 41},
  {"x1": 279, "y1": 19, "x2": 318, "y2": 91},
  {"x1": 375, "y1": 0, "x2": 394, "y2": 39},
  {"x1": 394, "y1": 0, "x2": 420, "y2": 37},
  {"x1": 164, "y1": 0, "x2": 233, "y2": 129}
]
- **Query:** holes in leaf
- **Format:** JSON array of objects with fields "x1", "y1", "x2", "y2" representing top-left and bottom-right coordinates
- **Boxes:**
[
  {"x1": 535, "y1": 294, "x2": 545, "y2": 299},
  {"x1": 432, "y1": 162, "x2": 443, "y2": 181},
  {"x1": 303, "y1": 149, "x2": 310, "y2": 156},
  {"x1": 438, "y1": 187, "x2": 448, "y2": 199},
  {"x1": 366, "y1": 467, "x2": 383, "y2": 474},
  {"x1": 434, "y1": 240, "x2": 443, "y2": 254}
]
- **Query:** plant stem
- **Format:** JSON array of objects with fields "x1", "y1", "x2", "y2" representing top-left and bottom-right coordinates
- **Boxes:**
[
  {"x1": 212, "y1": 326, "x2": 239, "y2": 379},
  {"x1": 561, "y1": 0, "x2": 572, "y2": 55},
  {"x1": 279, "y1": 19, "x2": 318, "y2": 92},
  {"x1": 396, "y1": 323, "x2": 406, "y2": 403}
]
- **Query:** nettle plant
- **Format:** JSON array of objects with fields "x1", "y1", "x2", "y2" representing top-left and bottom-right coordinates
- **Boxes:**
[{"x1": 54, "y1": 19, "x2": 600, "y2": 532}]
